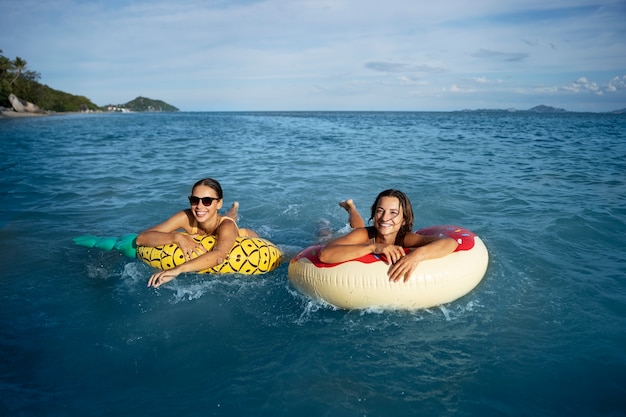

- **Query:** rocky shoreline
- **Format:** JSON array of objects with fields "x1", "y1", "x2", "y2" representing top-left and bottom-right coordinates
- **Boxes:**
[
  {"x1": 1, "y1": 93, "x2": 103, "y2": 118},
  {"x1": 1, "y1": 93, "x2": 48, "y2": 118}
]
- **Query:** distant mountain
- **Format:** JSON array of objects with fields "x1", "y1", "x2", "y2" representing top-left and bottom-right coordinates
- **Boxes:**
[
  {"x1": 527, "y1": 105, "x2": 567, "y2": 113},
  {"x1": 456, "y1": 104, "x2": 626, "y2": 114},
  {"x1": 456, "y1": 105, "x2": 562, "y2": 113},
  {"x1": 107, "y1": 96, "x2": 179, "y2": 112}
]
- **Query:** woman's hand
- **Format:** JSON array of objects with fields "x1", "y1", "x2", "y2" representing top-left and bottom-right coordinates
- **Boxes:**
[
  {"x1": 175, "y1": 233, "x2": 207, "y2": 261},
  {"x1": 147, "y1": 268, "x2": 181, "y2": 288},
  {"x1": 374, "y1": 244, "x2": 416, "y2": 282},
  {"x1": 374, "y1": 244, "x2": 407, "y2": 265},
  {"x1": 387, "y1": 251, "x2": 420, "y2": 283}
]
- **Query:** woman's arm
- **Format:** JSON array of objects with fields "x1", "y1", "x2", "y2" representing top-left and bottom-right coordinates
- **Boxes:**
[
  {"x1": 318, "y1": 228, "x2": 406, "y2": 264},
  {"x1": 318, "y1": 228, "x2": 372, "y2": 263},
  {"x1": 137, "y1": 210, "x2": 206, "y2": 264},
  {"x1": 387, "y1": 234, "x2": 458, "y2": 282},
  {"x1": 136, "y1": 210, "x2": 192, "y2": 246}
]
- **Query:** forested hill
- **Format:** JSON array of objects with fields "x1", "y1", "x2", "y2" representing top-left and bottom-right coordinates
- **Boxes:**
[
  {"x1": 112, "y1": 96, "x2": 179, "y2": 112},
  {"x1": 1, "y1": 51, "x2": 100, "y2": 112}
]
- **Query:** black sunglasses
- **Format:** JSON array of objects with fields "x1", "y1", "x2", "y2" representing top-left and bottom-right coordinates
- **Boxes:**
[{"x1": 188, "y1": 195, "x2": 220, "y2": 206}]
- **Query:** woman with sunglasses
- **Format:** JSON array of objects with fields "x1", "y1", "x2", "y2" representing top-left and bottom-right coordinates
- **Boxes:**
[
  {"x1": 319, "y1": 190, "x2": 458, "y2": 283},
  {"x1": 136, "y1": 177, "x2": 257, "y2": 288}
]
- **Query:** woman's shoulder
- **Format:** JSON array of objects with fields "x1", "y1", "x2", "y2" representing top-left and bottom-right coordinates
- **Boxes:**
[
  {"x1": 218, "y1": 215, "x2": 238, "y2": 228},
  {"x1": 219, "y1": 215, "x2": 237, "y2": 224},
  {"x1": 139, "y1": 209, "x2": 193, "y2": 234},
  {"x1": 364, "y1": 226, "x2": 376, "y2": 239},
  {"x1": 177, "y1": 209, "x2": 195, "y2": 223},
  {"x1": 165, "y1": 209, "x2": 196, "y2": 231},
  {"x1": 402, "y1": 231, "x2": 432, "y2": 247},
  {"x1": 215, "y1": 216, "x2": 239, "y2": 234}
]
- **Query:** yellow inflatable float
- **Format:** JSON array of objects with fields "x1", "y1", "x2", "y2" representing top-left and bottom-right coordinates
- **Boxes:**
[
  {"x1": 137, "y1": 235, "x2": 282, "y2": 274},
  {"x1": 73, "y1": 233, "x2": 282, "y2": 275},
  {"x1": 287, "y1": 225, "x2": 488, "y2": 310}
]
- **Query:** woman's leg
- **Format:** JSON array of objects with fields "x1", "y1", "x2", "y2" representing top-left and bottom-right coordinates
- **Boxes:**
[{"x1": 339, "y1": 199, "x2": 365, "y2": 228}]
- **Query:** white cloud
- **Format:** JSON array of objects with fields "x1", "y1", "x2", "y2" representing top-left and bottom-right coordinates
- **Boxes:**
[
  {"x1": 561, "y1": 76, "x2": 626, "y2": 95},
  {"x1": 447, "y1": 84, "x2": 476, "y2": 93},
  {"x1": 605, "y1": 76, "x2": 626, "y2": 93},
  {"x1": 562, "y1": 77, "x2": 601, "y2": 94},
  {"x1": 471, "y1": 76, "x2": 503, "y2": 84}
]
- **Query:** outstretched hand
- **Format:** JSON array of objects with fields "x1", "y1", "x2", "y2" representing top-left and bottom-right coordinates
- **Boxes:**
[{"x1": 147, "y1": 269, "x2": 181, "y2": 288}]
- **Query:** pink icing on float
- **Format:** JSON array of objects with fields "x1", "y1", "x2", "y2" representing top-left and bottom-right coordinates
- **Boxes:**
[{"x1": 287, "y1": 225, "x2": 488, "y2": 310}]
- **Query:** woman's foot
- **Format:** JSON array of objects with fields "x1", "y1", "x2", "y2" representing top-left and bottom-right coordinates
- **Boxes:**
[
  {"x1": 339, "y1": 199, "x2": 356, "y2": 212},
  {"x1": 225, "y1": 201, "x2": 239, "y2": 220}
]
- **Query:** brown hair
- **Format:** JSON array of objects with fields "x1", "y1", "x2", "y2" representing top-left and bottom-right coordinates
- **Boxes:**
[{"x1": 191, "y1": 178, "x2": 223, "y2": 199}]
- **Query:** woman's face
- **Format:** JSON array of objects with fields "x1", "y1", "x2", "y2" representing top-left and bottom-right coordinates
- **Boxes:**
[
  {"x1": 189, "y1": 184, "x2": 223, "y2": 222},
  {"x1": 373, "y1": 196, "x2": 405, "y2": 238}
]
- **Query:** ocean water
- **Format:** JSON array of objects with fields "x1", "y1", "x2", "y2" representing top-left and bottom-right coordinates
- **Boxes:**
[{"x1": 1, "y1": 111, "x2": 625, "y2": 416}]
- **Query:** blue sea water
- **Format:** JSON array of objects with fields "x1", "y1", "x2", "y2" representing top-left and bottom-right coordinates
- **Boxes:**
[{"x1": 1, "y1": 111, "x2": 625, "y2": 416}]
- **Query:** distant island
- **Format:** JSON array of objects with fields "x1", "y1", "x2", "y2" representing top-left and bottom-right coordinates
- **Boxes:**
[
  {"x1": 105, "y1": 96, "x2": 179, "y2": 113},
  {"x1": 457, "y1": 104, "x2": 626, "y2": 114}
]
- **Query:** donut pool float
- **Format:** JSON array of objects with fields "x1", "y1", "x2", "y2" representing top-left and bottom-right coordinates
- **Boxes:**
[
  {"x1": 287, "y1": 225, "x2": 488, "y2": 310},
  {"x1": 74, "y1": 233, "x2": 282, "y2": 275}
]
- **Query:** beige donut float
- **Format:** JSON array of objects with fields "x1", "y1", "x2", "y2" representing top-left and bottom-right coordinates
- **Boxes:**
[{"x1": 287, "y1": 225, "x2": 488, "y2": 310}]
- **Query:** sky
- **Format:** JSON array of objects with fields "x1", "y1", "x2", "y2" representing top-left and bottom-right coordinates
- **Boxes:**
[{"x1": 1, "y1": 0, "x2": 625, "y2": 112}]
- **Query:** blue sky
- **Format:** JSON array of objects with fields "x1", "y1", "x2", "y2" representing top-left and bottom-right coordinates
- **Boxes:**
[{"x1": 1, "y1": 0, "x2": 625, "y2": 111}]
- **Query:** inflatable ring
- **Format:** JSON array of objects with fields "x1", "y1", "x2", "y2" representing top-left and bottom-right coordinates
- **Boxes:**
[
  {"x1": 137, "y1": 235, "x2": 282, "y2": 275},
  {"x1": 73, "y1": 234, "x2": 282, "y2": 275},
  {"x1": 287, "y1": 225, "x2": 488, "y2": 310}
]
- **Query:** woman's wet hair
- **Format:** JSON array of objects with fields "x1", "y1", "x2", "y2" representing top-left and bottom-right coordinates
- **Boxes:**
[
  {"x1": 369, "y1": 189, "x2": 414, "y2": 244},
  {"x1": 192, "y1": 178, "x2": 223, "y2": 199}
]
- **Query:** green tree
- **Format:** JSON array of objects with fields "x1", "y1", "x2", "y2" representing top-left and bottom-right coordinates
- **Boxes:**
[
  {"x1": 10, "y1": 56, "x2": 27, "y2": 85},
  {"x1": 0, "y1": 50, "x2": 11, "y2": 107},
  {"x1": 0, "y1": 50, "x2": 10, "y2": 76},
  {"x1": 1, "y1": 51, "x2": 96, "y2": 111}
]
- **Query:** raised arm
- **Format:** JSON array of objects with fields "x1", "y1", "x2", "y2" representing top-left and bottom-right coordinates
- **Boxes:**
[
  {"x1": 136, "y1": 210, "x2": 192, "y2": 245},
  {"x1": 318, "y1": 228, "x2": 372, "y2": 263},
  {"x1": 318, "y1": 228, "x2": 406, "y2": 265},
  {"x1": 135, "y1": 210, "x2": 206, "y2": 261}
]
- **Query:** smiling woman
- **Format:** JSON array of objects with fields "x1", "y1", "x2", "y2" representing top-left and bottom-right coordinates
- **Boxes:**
[
  {"x1": 286, "y1": 190, "x2": 483, "y2": 310},
  {"x1": 72, "y1": 176, "x2": 282, "y2": 283},
  {"x1": 318, "y1": 189, "x2": 459, "y2": 282},
  {"x1": 135, "y1": 177, "x2": 264, "y2": 287}
]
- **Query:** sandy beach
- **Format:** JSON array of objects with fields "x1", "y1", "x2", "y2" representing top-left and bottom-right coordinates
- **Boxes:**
[
  {"x1": 1, "y1": 108, "x2": 104, "y2": 118},
  {"x1": 1, "y1": 110, "x2": 48, "y2": 118}
]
